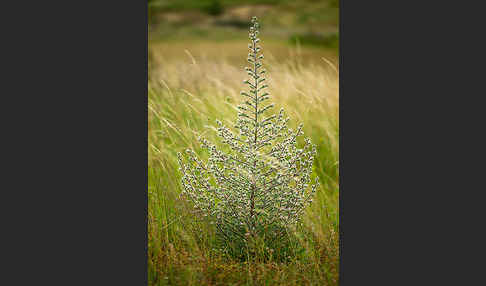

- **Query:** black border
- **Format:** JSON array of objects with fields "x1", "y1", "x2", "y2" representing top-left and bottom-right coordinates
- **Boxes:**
[
  {"x1": 4, "y1": 1, "x2": 148, "y2": 284},
  {"x1": 5, "y1": 0, "x2": 479, "y2": 284}
]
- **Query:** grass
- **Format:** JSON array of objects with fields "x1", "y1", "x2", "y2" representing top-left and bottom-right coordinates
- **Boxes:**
[
  {"x1": 148, "y1": 39, "x2": 339, "y2": 285},
  {"x1": 149, "y1": 0, "x2": 338, "y2": 14},
  {"x1": 149, "y1": 0, "x2": 339, "y2": 51}
]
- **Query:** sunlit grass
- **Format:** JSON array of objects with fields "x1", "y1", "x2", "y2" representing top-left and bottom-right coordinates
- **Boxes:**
[{"x1": 148, "y1": 40, "x2": 339, "y2": 285}]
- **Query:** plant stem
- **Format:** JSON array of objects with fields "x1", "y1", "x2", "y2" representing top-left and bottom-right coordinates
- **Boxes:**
[{"x1": 250, "y1": 27, "x2": 259, "y2": 231}]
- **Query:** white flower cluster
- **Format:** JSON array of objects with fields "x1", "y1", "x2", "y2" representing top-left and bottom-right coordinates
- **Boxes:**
[{"x1": 177, "y1": 16, "x2": 319, "y2": 243}]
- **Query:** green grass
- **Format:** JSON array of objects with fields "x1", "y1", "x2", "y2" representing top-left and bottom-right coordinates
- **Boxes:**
[
  {"x1": 149, "y1": 0, "x2": 339, "y2": 51},
  {"x1": 289, "y1": 32, "x2": 339, "y2": 49},
  {"x1": 148, "y1": 39, "x2": 339, "y2": 285},
  {"x1": 149, "y1": 0, "x2": 334, "y2": 13}
]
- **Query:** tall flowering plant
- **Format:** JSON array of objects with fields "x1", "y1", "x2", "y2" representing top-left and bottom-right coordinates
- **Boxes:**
[{"x1": 177, "y1": 16, "x2": 319, "y2": 248}]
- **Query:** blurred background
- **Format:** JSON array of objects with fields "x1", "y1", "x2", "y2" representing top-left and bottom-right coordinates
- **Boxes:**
[{"x1": 148, "y1": 0, "x2": 339, "y2": 71}]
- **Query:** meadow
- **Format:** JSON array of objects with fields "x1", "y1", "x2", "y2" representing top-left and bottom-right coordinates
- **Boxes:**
[{"x1": 148, "y1": 2, "x2": 339, "y2": 285}]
